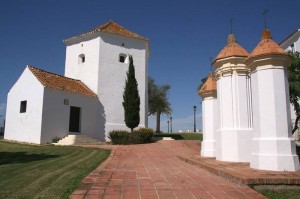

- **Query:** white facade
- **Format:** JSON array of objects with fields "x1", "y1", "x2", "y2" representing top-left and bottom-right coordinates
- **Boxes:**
[
  {"x1": 213, "y1": 59, "x2": 253, "y2": 162},
  {"x1": 5, "y1": 21, "x2": 150, "y2": 144},
  {"x1": 64, "y1": 32, "x2": 149, "y2": 139},
  {"x1": 201, "y1": 96, "x2": 218, "y2": 157},
  {"x1": 41, "y1": 88, "x2": 105, "y2": 143},
  {"x1": 248, "y1": 55, "x2": 300, "y2": 171},
  {"x1": 4, "y1": 67, "x2": 104, "y2": 144},
  {"x1": 5, "y1": 68, "x2": 44, "y2": 144}
]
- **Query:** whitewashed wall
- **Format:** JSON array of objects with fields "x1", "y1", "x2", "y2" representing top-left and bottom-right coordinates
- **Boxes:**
[
  {"x1": 4, "y1": 67, "x2": 44, "y2": 144},
  {"x1": 201, "y1": 97, "x2": 218, "y2": 157},
  {"x1": 64, "y1": 33, "x2": 149, "y2": 138},
  {"x1": 250, "y1": 62, "x2": 299, "y2": 171},
  {"x1": 65, "y1": 36, "x2": 101, "y2": 93},
  {"x1": 98, "y1": 33, "x2": 148, "y2": 135},
  {"x1": 41, "y1": 88, "x2": 105, "y2": 143}
]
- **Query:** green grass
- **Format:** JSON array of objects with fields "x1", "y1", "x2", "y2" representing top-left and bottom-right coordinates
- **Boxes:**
[
  {"x1": 258, "y1": 188, "x2": 300, "y2": 199},
  {"x1": 153, "y1": 133, "x2": 203, "y2": 140},
  {"x1": 0, "y1": 140, "x2": 110, "y2": 199}
]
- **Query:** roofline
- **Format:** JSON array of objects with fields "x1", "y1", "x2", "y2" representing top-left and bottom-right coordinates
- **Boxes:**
[
  {"x1": 279, "y1": 29, "x2": 300, "y2": 45},
  {"x1": 63, "y1": 20, "x2": 149, "y2": 43},
  {"x1": 27, "y1": 65, "x2": 81, "y2": 82}
]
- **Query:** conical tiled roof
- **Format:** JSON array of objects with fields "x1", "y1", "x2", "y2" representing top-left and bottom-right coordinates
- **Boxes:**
[
  {"x1": 212, "y1": 34, "x2": 249, "y2": 64},
  {"x1": 64, "y1": 20, "x2": 148, "y2": 42},
  {"x1": 198, "y1": 72, "x2": 217, "y2": 98},
  {"x1": 28, "y1": 66, "x2": 96, "y2": 97},
  {"x1": 246, "y1": 29, "x2": 288, "y2": 62}
]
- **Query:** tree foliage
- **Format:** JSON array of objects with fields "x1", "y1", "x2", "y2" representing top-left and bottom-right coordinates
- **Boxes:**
[
  {"x1": 197, "y1": 76, "x2": 208, "y2": 92},
  {"x1": 148, "y1": 77, "x2": 172, "y2": 133},
  {"x1": 123, "y1": 55, "x2": 140, "y2": 131},
  {"x1": 288, "y1": 51, "x2": 300, "y2": 134}
]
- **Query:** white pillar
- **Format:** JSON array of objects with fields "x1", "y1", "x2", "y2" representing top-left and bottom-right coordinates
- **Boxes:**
[
  {"x1": 213, "y1": 34, "x2": 253, "y2": 162},
  {"x1": 199, "y1": 72, "x2": 218, "y2": 157},
  {"x1": 247, "y1": 29, "x2": 300, "y2": 171}
]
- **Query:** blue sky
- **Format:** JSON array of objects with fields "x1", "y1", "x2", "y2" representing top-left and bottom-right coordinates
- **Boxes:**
[{"x1": 0, "y1": 0, "x2": 299, "y2": 132}]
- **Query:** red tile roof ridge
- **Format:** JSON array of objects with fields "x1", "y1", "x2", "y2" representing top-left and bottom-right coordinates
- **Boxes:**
[
  {"x1": 245, "y1": 29, "x2": 288, "y2": 62},
  {"x1": 212, "y1": 34, "x2": 249, "y2": 65},
  {"x1": 64, "y1": 20, "x2": 148, "y2": 42},
  {"x1": 27, "y1": 65, "x2": 97, "y2": 97}
]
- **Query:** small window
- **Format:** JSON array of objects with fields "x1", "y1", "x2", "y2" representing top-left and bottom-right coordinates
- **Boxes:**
[
  {"x1": 119, "y1": 53, "x2": 128, "y2": 63},
  {"x1": 20, "y1": 101, "x2": 27, "y2": 113},
  {"x1": 119, "y1": 55, "x2": 125, "y2": 63},
  {"x1": 78, "y1": 54, "x2": 85, "y2": 63}
]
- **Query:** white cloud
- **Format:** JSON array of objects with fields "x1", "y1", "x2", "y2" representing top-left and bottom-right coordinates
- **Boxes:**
[{"x1": 148, "y1": 113, "x2": 202, "y2": 133}]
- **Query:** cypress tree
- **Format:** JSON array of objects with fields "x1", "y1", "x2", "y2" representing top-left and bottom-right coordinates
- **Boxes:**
[{"x1": 123, "y1": 55, "x2": 140, "y2": 131}]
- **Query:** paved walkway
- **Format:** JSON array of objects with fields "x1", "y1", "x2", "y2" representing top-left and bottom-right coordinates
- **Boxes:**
[{"x1": 70, "y1": 141, "x2": 265, "y2": 199}]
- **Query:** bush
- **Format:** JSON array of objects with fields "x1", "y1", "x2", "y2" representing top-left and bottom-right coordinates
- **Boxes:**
[
  {"x1": 108, "y1": 130, "x2": 129, "y2": 144},
  {"x1": 52, "y1": 137, "x2": 60, "y2": 143},
  {"x1": 129, "y1": 128, "x2": 154, "y2": 144},
  {"x1": 108, "y1": 128, "x2": 154, "y2": 145}
]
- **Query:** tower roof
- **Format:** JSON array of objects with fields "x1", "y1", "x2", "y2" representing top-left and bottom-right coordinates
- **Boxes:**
[
  {"x1": 64, "y1": 20, "x2": 148, "y2": 42},
  {"x1": 246, "y1": 29, "x2": 288, "y2": 62},
  {"x1": 212, "y1": 34, "x2": 249, "y2": 65},
  {"x1": 198, "y1": 72, "x2": 217, "y2": 98},
  {"x1": 28, "y1": 66, "x2": 96, "y2": 97}
]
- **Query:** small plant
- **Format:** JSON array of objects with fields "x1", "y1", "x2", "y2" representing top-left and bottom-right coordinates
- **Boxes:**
[
  {"x1": 52, "y1": 137, "x2": 60, "y2": 143},
  {"x1": 108, "y1": 130, "x2": 130, "y2": 144},
  {"x1": 108, "y1": 128, "x2": 154, "y2": 145},
  {"x1": 132, "y1": 128, "x2": 154, "y2": 143}
]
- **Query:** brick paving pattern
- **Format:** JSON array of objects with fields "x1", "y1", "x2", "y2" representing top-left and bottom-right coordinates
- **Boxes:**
[
  {"x1": 179, "y1": 155, "x2": 300, "y2": 185},
  {"x1": 70, "y1": 141, "x2": 265, "y2": 198}
]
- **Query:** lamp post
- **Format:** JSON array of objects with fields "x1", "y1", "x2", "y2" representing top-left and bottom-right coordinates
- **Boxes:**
[
  {"x1": 170, "y1": 116, "x2": 172, "y2": 133},
  {"x1": 167, "y1": 120, "x2": 170, "y2": 133},
  {"x1": 193, "y1": 105, "x2": 197, "y2": 132}
]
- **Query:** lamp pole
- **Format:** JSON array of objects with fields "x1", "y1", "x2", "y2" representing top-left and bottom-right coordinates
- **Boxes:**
[
  {"x1": 167, "y1": 120, "x2": 170, "y2": 133},
  {"x1": 170, "y1": 116, "x2": 172, "y2": 133},
  {"x1": 193, "y1": 105, "x2": 197, "y2": 132}
]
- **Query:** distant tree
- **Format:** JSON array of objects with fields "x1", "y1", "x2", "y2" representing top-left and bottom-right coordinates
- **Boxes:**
[
  {"x1": 148, "y1": 77, "x2": 172, "y2": 133},
  {"x1": 123, "y1": 55, "x2": 140, "y2": 131},
  {"x1": 288, "y1": 51, "x2": 300, "y2": 135},
  {"x1": 197, "y1": 76, "x2": 208, "y2": 91}
]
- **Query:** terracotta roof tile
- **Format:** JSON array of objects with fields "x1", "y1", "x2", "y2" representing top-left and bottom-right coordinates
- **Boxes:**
[
  {"x1": 246, "y1": 29, "x2": 288, "y2": 62},
  {"x1": 28, "y1": 66, "x2": 96, "y2": 97},
  {"x1": 64, "y1": 20, "x2": 148, "y2": 42},
  {"x1": 198, "y1": 72, "x2": 217, "y2": 98},
  {"x1": 213, "y1": 34, "x2": 249, "y2": 64}
]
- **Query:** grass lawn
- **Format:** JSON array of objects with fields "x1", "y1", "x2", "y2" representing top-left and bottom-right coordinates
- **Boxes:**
[
  {"x1": 258, "y1": 187, "x2": 300, "y2": 199},
  {"x1": 0, "y1": 140, "x2": 110, "y2": 199},
  {"x1": 153, "y1": 133, "x2": 203, "y2": 140}
]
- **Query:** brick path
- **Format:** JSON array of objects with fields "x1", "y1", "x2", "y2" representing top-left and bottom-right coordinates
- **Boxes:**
[{"x1": 70, "y1": 141, "x2": 265, "y2": 199}]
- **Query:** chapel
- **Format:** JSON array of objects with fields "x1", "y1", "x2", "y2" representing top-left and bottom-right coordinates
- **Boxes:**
[{"x1": 4, "y1": 20, "x2": 150, "y2": 144}]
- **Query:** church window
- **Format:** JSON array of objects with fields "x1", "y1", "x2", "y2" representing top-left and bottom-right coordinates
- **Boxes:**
[
  {"x1": 78, "y1": 54, "x2": 85, "y2": 63},
  {"x1": 119, "y1": 53, "x2": 127, "y2": 63},
  {"x1": 20, "y1": 100, "x2": 27, "y2": 113}
]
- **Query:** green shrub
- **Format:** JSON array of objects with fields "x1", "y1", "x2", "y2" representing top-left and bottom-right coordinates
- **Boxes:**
[
  {"x1": 129, "y1": 128, "x2": 154, "y2": 144},
  {"x1": 108, "y1": 128, "x2": 154, "y2": 145},
  {"x1": 52, "y1": 137, "x2": 60, "y2": 143},
  {"x1": 108, "y1": 130, "x2": 130, "y2": 144}
]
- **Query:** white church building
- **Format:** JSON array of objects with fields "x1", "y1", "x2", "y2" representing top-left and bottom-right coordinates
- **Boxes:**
[
  {"x1": 199, "y1": 29, "x2": 300, "y2": 171},
  {"x1": 4, "y1": 20, "x2": 150, "y2": 144}
]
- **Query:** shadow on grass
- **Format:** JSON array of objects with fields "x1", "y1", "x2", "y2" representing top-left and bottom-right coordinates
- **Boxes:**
[{"x1": 0, "y1": 152, "x2": 60, "y2": 165}]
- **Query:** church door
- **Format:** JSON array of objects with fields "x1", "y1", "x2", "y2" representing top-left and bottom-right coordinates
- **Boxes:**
[{"x1": 69, "y1": 106, "x2": 81, "y2": 133}]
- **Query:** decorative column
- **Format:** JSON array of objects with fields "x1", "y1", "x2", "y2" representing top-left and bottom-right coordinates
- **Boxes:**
[
  {"x1": 199, "y1": 72, "x2": 217, "y2": 157},
  {"x1": 212, "y1": 34, "x2": 253, "y2": 162},
  {"x1": 246, "y1": 29, "x2": 300, "y2": 171}
]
